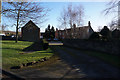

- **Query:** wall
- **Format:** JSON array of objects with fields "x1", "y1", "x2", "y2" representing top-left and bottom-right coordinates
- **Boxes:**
[
  {"x1": 63, "y1": 39, "x2": 120, "y2": 55},
  {"x1": 21, "y1": 24, "x2": 40, "y2": 42}
]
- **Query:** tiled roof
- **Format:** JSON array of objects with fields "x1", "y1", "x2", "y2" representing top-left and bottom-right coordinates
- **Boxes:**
[{"x1": 22, "y1": 20, "x2": 39, "y2": 28}]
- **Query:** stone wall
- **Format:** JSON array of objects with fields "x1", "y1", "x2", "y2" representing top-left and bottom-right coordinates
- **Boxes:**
[{"x1": 63, "y1": 39, "x2": 120, "y2": 55}]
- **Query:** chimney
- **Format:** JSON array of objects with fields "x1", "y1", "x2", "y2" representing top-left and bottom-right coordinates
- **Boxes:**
[
  {"x1": 88, "y1": 21, "x2": 91, "y2": 27},
  {"x1": 56, "y1": 28, "x2": 58, "y2": 31},
  {"x1": 73, "y1": 24, "x2": 76, "y2": 28}
]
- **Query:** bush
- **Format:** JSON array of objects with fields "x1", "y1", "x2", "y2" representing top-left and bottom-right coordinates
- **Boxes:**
[
  {"x1": 43, "y1": 43, "x2": 48, "y2": 50},
  {"x1": 89, "y1": 32, "x2": 102, "y2": 40}
]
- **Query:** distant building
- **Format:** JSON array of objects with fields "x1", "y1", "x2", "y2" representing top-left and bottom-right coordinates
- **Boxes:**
[
  {"x1": 40, "y1": 32, "x2": 45, "y2": 39},
  {"x1": 21, "y1": 20, "x2": 40, "y2": 42},
  {"x1": 112, "y1": 29, "x2": 120, "y2": 39},
  {"x1": 55, "y1": 21, "x2": 94, "y2": 39},
  {"x1": 2, "y1": 31, "x2": 21, "y2": 37}
]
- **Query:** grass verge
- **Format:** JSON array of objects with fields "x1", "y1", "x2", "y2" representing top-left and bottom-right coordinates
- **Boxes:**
[
  {"x1": 2, "y1": 40, "x2": 54, "y2": 70},
  {"x1": 11, "y1": 46, "x2": 60, "y2": 70}
]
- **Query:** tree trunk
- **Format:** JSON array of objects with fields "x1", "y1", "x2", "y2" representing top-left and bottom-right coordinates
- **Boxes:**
[{"x1": 15, "y1": 10, "x2": 20, "y2": 43}]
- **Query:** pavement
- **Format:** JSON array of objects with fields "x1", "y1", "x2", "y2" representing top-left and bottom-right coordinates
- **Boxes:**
[
  {"x1": 48, "y1": 41, "x2": 63, "y2": 46},
  {"x1": 9, "y1": 58, "x2": 86, "y2": 78}
]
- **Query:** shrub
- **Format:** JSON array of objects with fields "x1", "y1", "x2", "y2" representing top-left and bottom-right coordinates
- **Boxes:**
[{"x1": 89, "y1": 32, "x2": 102, "y2": 40}]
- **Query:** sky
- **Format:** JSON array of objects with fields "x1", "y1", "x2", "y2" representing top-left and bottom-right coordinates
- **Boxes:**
[
  {"x1": 42, "y1": 2, "x2": 117, "y2": 32},
  {"x1": 2, "y1": 1, "x2": 117, "y2": 32}
]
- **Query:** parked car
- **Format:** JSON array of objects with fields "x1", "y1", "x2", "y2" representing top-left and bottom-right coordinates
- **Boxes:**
[
  {"x1": 47, "y1": 38, "x2": 51, "y2": 41},
  {"x1": 53, "y1": 38, "x2": 58, "y2": 41}
]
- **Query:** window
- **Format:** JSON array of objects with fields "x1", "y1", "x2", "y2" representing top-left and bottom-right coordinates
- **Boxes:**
[
  {"x1": 71, "y1": 33, "x2": 73, "y2": 35},
  {"x1": 87, "y1": 29, "x2": 89, "y2": 33},
  {"x1": 59, "y1": 32, "x2": 61, "y2": 35}
]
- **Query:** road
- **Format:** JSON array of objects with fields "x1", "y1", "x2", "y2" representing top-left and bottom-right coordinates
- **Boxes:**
[{"x1": 53, "y1": 46, "x2": 120, "y2": 78}]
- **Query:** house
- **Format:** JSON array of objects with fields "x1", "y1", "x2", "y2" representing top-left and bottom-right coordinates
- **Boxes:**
[
  {"x1": 40, "y1": 32, "x2": 45, "y2": 39},
  {"x1": 112, "y1": 29, "x2": 120, "y2": 39},
  {"x1": 55, "y1": 21, "x2": 94, "y2": 39},
  {"x1": 1, "y1": 31, "x2": 21, "y2": 37},
  {"x1": 55, "y1": 28, "x2": 66, "y2": 39},
  {"x1": 21, "y1": 20, "x2": 40, "y2": 42}
]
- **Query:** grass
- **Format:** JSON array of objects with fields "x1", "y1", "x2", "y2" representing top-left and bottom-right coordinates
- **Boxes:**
[
  {"x1": 43, "y1": 39, "x2": 48, "y2": 43},
  {"x1": 2, "y1": 40, "x2": 54, "y2": 70},
  {"x1": 25, "y1": 54, "x2": 60, "y2": 69}
]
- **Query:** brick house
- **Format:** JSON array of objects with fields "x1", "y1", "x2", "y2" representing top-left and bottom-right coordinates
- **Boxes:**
[
  {"x1": 55, "y1": 28, "x2": 66, "y2": 39},
  {"x1": 1, "y1": 31, "x2": 21, "y2": 37},
  {"x1": 21, "y1": 20, "x2": 40, "y2": 42},
  {"x1": 55, "y1": 21, "x2": 94, "y2": 39}
]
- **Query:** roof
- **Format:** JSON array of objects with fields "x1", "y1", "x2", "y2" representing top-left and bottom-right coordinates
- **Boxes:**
[
  {"x1": 3, "y1": 31, "x2": 20, "y2": 34},
  {"x1": 2, "y1": 31, "x2": 21, "y2": 35},
  {"x1": 23, "y1": 20, "x2": 39, "y2": 29},
  {"x1": 59, "y1": 26, "x2": 90, "y2": 32}
]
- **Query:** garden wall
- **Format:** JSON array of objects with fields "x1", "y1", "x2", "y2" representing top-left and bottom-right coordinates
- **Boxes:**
[{"x1": 63, "y1": 39, "x2": 120, "y2": 55}]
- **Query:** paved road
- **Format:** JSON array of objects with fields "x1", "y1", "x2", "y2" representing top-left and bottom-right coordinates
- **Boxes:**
[{"x1": 53, "y1": 46, "x2": 120, "y2": 78}]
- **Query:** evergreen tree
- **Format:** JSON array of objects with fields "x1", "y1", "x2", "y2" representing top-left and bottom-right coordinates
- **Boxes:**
[
  {"x1": 44, "y1": 28, "x2": 48, "y2": 39},
  {"x1": 51, "y1": 26, "x2": 55, "y2": 39},
  {"x1": 100, "y1": 26, "x2": 111, "y2": 40},
  {"x1": 44, "y1": 24, "x2": 55, "y2": 40}
]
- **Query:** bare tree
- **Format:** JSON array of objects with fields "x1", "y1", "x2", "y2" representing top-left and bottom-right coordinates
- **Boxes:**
[
  {"x1": 104, "y1": 0, "x2": 118, "y2": 15},
  {"x1": 97, "y1": 26, "x2": 102, "y2": 32},
  {"x1": 67, "y1": 4, "x2": 84, "y2": 27},
  {"x1": 109, "y1": 20, "x2": 118, "y2": 30},
  {"x1": 58, "y1": 4, "x2": 84, "y2": 38},
  {"x1": 58, "y1": 4, "x2": 84, "y2": 29},
  {"x1": 2, "y1": 24, "x2": 8, "y2": 32},
  {"x1": 2, "y1": 2, "x2": 49, "y2": 43},
  {"x1": 103, "y1": 0, "x2": 119, "y2": 30},
  {"x1": 58, "y1": 7, "x2": 67, "y2": 29},
  {"x1": 76, "y1": 5, "x2": 84, "y2": 26}
]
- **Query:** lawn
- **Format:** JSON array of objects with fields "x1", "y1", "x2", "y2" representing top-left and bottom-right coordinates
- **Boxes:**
[{"x1": 2, "y1": 40, "x2": 54, "y2": 70}]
